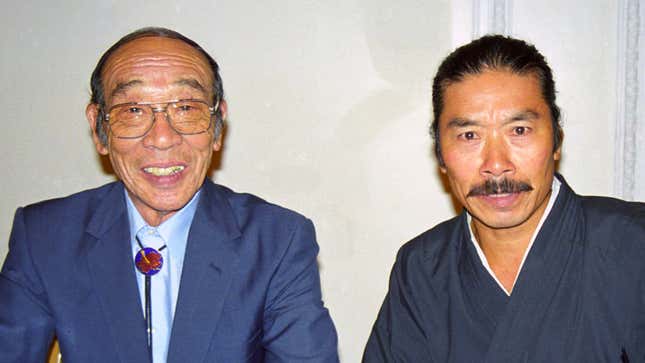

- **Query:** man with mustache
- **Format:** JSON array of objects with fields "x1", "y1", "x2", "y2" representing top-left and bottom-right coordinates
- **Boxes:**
[
  {"x1": 0, "y1": 27, "x2": 338, "y2": 362},
  {"x1": 364, "y1": 35, "x2": 645, "y2": 362}
]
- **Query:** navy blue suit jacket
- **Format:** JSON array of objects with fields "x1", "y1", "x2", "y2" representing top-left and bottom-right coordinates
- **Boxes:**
[{"x1": 0, "y1": 180, "x2": 338, "y2": 362}]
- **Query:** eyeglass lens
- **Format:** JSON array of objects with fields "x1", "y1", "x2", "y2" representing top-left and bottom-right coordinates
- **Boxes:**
[{"x1": 108, "y1": 100, "x2": 212, "y2": 138}]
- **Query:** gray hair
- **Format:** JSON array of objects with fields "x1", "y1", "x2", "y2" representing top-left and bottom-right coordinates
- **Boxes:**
[{"x1": 89, "y1": 27, "x2": 225, "y2": 144}]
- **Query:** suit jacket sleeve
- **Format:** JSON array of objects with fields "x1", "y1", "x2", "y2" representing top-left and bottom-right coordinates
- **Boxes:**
[
  {"x1": 261, "y1": 217, "x2": 339, "y2": 362},
  {"x1": 0, "y1": 208, "x2": 55, "y2": 363}
]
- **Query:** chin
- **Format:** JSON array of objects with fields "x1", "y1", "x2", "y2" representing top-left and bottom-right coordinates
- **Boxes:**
[
  {"x1": 471, "y1": 210, "x2": 531, "y2": 230},
  {"x1": 481, "y1": 220, "x2": 526, "y2": 230},
  {"x1": 153, "y1": 198, "x2": 189, "y2": 211}
]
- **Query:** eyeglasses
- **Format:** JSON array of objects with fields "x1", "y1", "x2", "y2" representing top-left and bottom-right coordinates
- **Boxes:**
[{"x1": 103, "y1": 99, "x2": 217, "y2": 139}]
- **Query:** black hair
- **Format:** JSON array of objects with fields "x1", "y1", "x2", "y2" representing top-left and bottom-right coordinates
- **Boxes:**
[{"x1": 431, "y1": 34, "x2": 562, "y2": 166}]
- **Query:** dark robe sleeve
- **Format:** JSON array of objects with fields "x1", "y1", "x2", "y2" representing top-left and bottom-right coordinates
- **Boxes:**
[{"x1": 363, "y1": 246, "x2": 433, "y2": 363}]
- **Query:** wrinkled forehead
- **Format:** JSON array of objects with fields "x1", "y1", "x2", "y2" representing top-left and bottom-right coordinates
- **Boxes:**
[
  {"x1": 101, "y1": 36, "x2": 214, "y2": 103},
  {"x1": 441, "y1": 70, "x2": 544, "y2": 111}
]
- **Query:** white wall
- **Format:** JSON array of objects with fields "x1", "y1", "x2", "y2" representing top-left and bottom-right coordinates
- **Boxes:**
[
  {"x1": 512, "y1": 0, "x2": 619, "y2": 196},
  {"x1": 0, "y1": 1, "x2": 626, "y2": 361}
]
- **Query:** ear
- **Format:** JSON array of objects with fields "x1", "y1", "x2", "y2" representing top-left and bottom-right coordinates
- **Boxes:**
[
  {"x1": 438, "y1": 152, "x2": 447, "y2": 174},
  {"x1": 553, "y1": 130, "x2": 564, "y2": 161},
  {"x1": 218, "y1": 99, "x2": 228, "y2": 121},
  {"x1": 212, "y1": 100, "x2": 228, "y2": 152},
  {"x1": 86, "y1": 103, "x2": 109, "y2": 155},
  {"x1": 213, "y1": 132, "x2": 223, "y2": 152}
]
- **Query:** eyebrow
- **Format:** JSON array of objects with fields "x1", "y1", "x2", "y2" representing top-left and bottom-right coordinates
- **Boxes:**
[
  {"x1": 109, "y1": 78, "x2": 208, "y2": 99},
  {"x1": 446, "y1": 117, "x2": 480, "y2": 129},
  {"x1": 509, "y1": 109, "x2": 540, "y2": 121},
  {"x1": 173, "y1": 78, "x2": 208, "y2": 94},
  {"x1": 110, "y1": 80, "x2": 143, "y2": 99},
  {"x1": 446, "y1": 109, "x2": 541, "y2": 129}
]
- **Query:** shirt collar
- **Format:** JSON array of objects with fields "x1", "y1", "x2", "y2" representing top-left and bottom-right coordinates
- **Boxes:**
[
  {"x1": 466, "y1": 176, "x2": 562, "y2": 295},
  {"x1": 125, "y1": 188, "x2": 202, "y2": 249}
]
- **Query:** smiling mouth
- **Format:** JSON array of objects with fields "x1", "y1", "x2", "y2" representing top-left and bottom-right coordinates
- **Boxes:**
[
  {"x1": 485, "y1": 193, "x2": 513, "y2": 197},
  {"x1": 143, "y1": 165, "x2": 185, "y2": 176}
]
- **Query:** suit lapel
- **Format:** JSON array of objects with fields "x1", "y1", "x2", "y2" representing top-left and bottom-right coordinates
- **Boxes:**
[
  {"x1": 84, "y1": 182, "x2": 150, "y2": 363},
  {"x1": 167, "y1": 181, "x2": 241, "y2": 363}
]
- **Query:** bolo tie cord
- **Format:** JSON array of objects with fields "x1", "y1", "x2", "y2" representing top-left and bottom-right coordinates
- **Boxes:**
[{"x1": 135, "y1": 235, "x2": 167, "y2": 362}]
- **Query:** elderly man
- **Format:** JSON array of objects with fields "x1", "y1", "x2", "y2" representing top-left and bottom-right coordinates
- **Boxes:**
[
  {"x1": 364, "y1": 35, "x2": 645, "y2": 362},
  {"x1": 0, "y1": 27, "x2": 338, "y2": 363}
]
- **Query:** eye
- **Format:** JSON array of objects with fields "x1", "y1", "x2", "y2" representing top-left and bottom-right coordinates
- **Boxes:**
[
  {"x1": 126, "y1": 107, "x2": 144, "y2": 114},
  {"x1": 177, "y1": 104, "x2": 194, "y2": 111},
  {"x1": 459, "y1": 131, "x2": 477, "y2": 140},
  {"x1": 512, "y1": 126, "x2": 530, "y2": 136}
]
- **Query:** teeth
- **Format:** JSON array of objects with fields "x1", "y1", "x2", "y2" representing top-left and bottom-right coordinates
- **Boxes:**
[
  {"x1": 488, "y1": 193, "x2": 513, "y2": 198},
  {"x1": 144, "y1": 165, "x2": 185, "y2": 176}
]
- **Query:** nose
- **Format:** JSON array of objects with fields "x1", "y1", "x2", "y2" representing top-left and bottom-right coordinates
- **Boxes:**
[
  {"x1": 142, "y1": 111, "x2": 182, "y2": 149},
  {"x1": 480, "y1": 133, "x2": 514, "y2": 178}
]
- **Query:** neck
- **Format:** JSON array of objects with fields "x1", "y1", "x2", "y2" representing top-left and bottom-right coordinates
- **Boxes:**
[
  {"x1": 471, "y1": 189, "x2": 552, "y2": 293},
  {"x1": 141, "y1": 211, "x2": 175, "y2": 227},
  {"x1": 472, "y1": 217, "x2": 536, "y2": 257}
]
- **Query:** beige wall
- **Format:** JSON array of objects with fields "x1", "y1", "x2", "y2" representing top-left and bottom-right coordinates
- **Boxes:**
[{"x1": 0, "y1": 1, "x2": 622, "y2": 361}]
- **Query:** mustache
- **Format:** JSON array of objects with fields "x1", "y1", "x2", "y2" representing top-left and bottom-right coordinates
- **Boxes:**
[{"x1": 467, "y1": 178, "x2": 533, "y2": 197}]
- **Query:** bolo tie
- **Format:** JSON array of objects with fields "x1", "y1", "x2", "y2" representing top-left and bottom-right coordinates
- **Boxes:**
[{"x1": 134, "y1": 235, "x2": 167, "y2": 362}]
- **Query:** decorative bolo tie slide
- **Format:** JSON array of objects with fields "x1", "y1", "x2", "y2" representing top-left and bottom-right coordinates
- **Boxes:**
[
  {"x1": 134, "y1": 235, "x2": 166, "y2": 357},
  {"x1": 135, "y1": 242, "x2": 166, "y2": 275}
]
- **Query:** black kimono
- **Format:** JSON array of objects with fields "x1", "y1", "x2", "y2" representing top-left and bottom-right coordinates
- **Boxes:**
[{"x1": 364, "y1": 176, "x2": 645, "y2": 362}]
